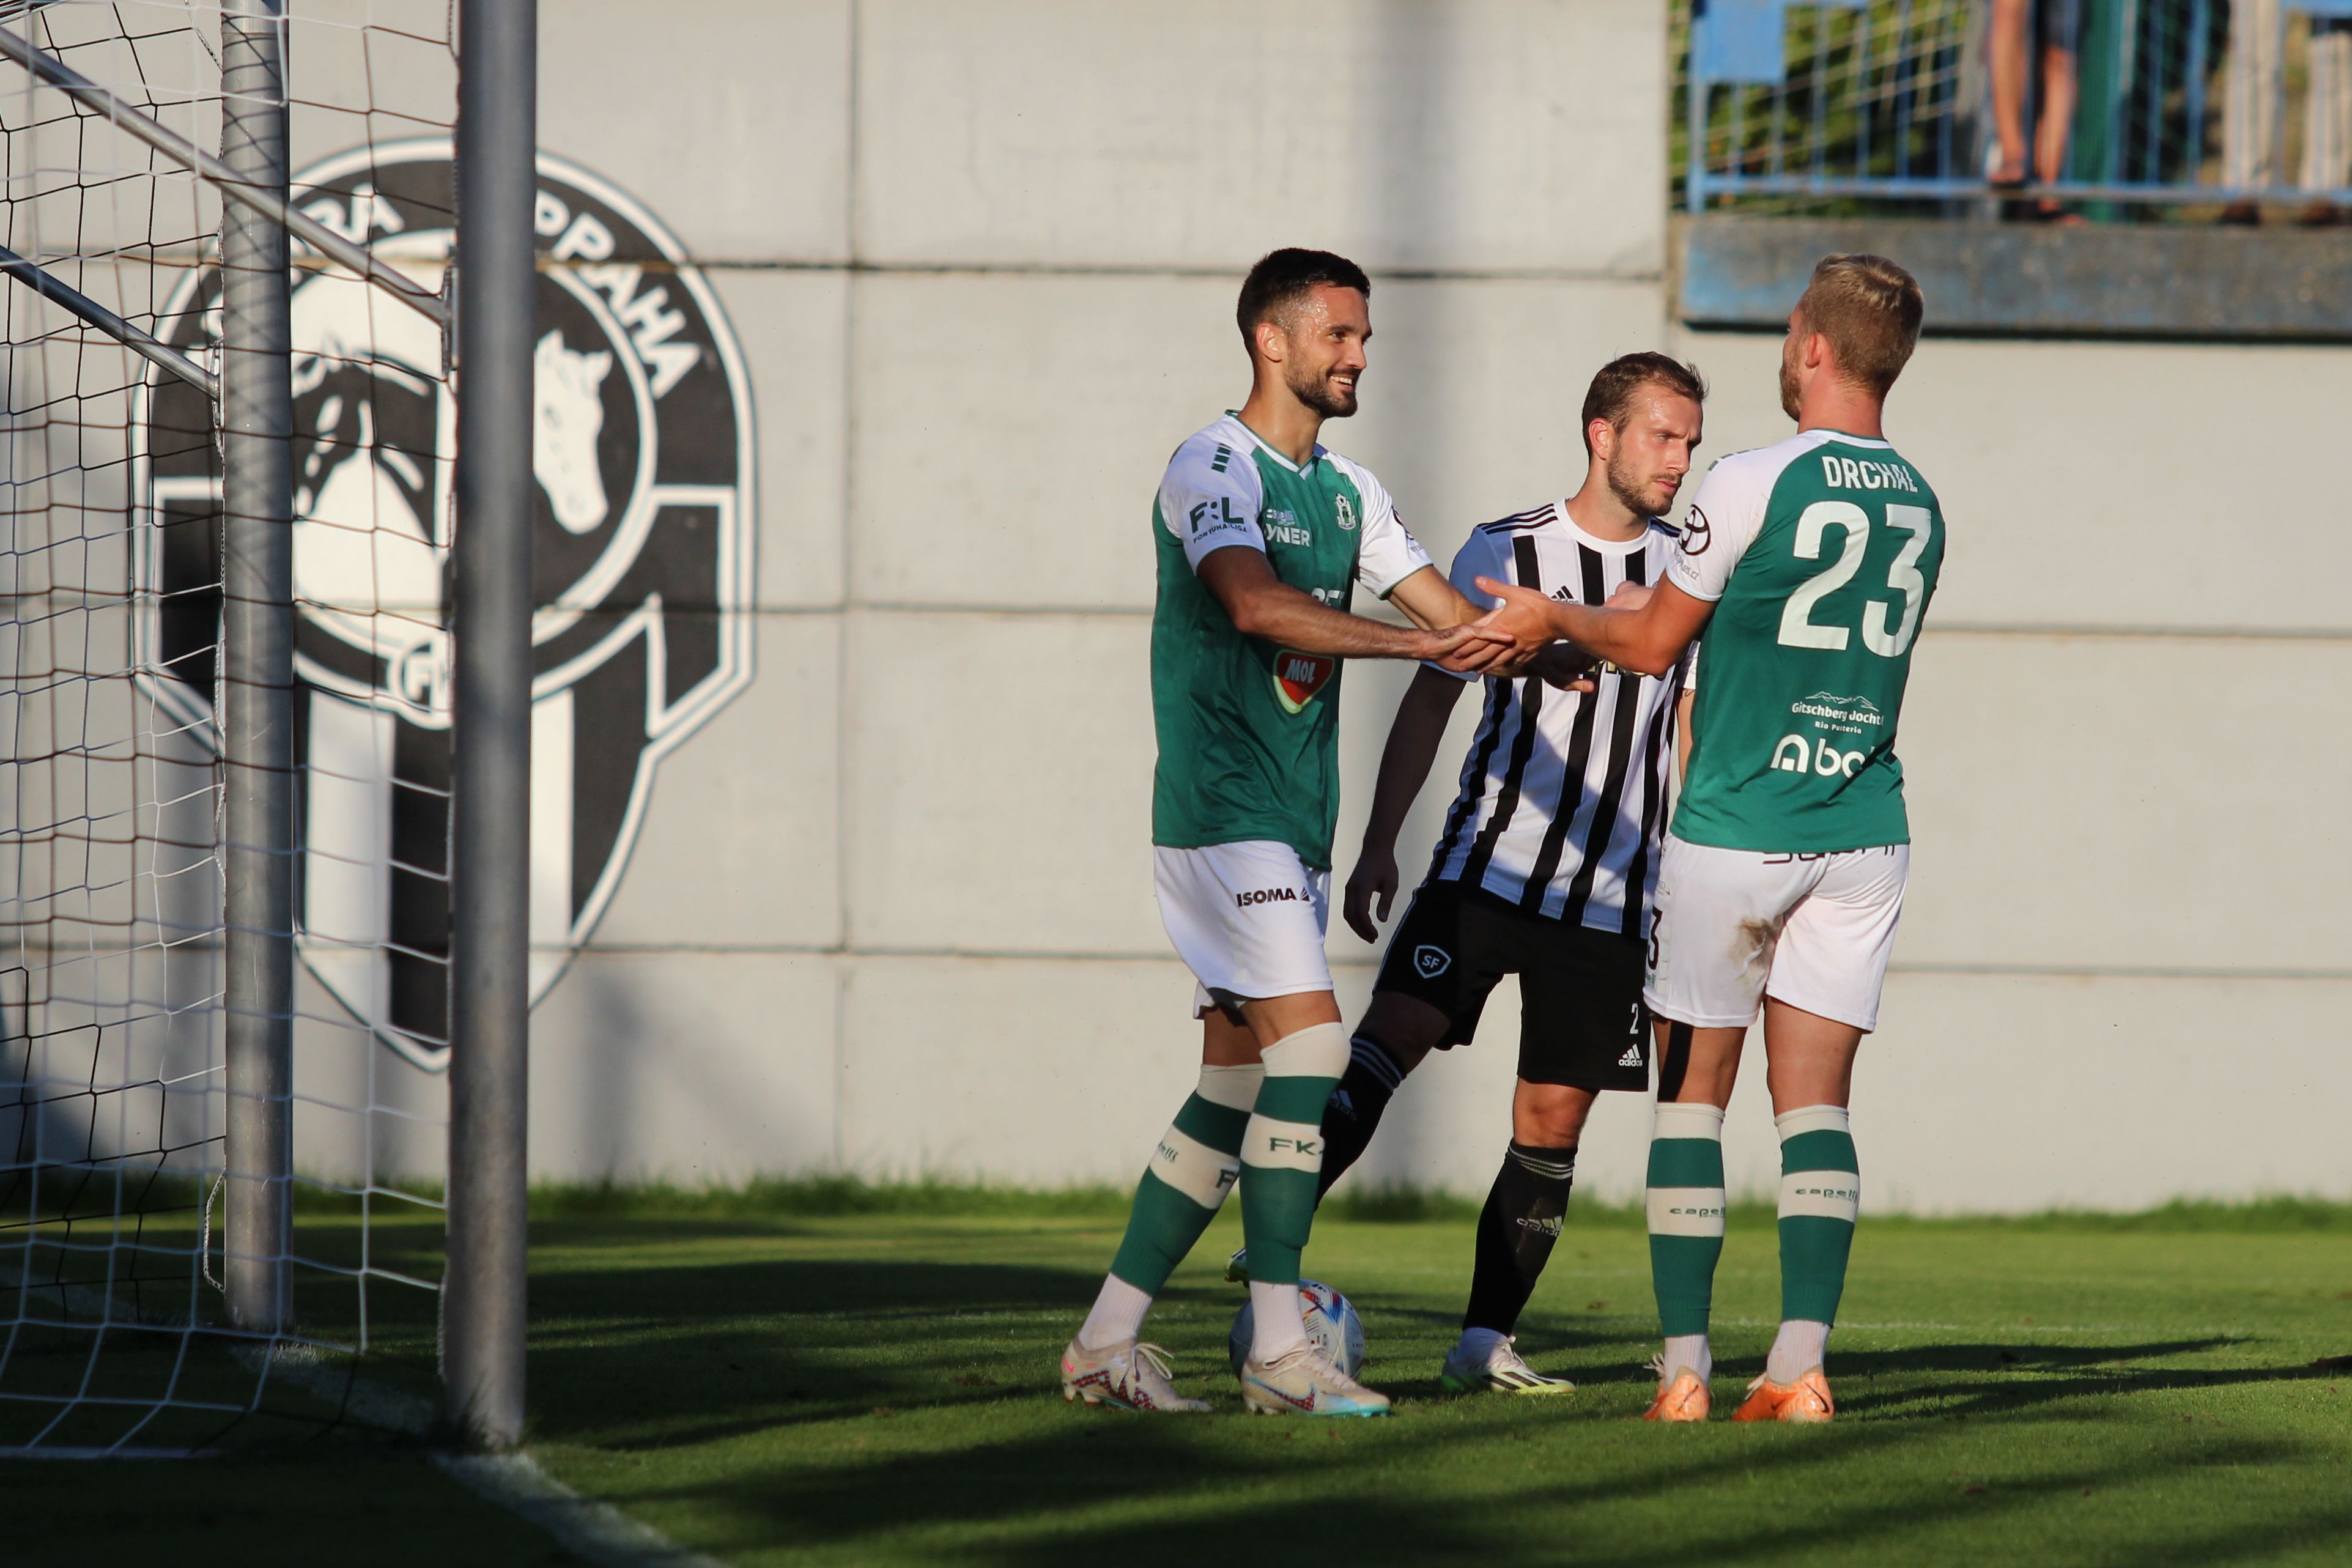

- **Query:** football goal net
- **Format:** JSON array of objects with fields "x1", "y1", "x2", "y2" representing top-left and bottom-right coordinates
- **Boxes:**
[{"x1": 1, "y1": 0, "x2": 532, "y2": 1455}]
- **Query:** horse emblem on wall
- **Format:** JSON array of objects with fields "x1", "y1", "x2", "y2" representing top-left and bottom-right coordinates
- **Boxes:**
[{"x1": 131, "y1": 141, "x2": 758, "y2": 1069}]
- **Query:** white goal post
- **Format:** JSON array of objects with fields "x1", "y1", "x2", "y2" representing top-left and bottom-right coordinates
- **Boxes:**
[{"x1": 0, "y1": 0, "x2": 533, "y2": 1454}]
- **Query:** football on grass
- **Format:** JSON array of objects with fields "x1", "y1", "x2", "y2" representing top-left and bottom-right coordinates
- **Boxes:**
[{"x1": 1228, "y1": 1278, "x2": 1367, "y2": 1377}]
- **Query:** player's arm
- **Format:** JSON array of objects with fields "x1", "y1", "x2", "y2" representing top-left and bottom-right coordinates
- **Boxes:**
[
  {"x1": 1343, "y1": 666, "x2": 1465, "y2": 941},
  {"x1": 1471, "y1": 575, "x2": 1712, "y2": 679},
  {"x1": 1195, "y1": 546, "x2": 1510, "y2": 670},
  {"x1": 1675, "y1": 686, "x2": 1696, "y2": 783},
  {"x1": 1474, "y1": 459, "x2": 1766, "y2": 678}
]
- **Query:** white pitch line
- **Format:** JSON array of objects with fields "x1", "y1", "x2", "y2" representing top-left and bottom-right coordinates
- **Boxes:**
[
  {"x1": 0, "y1": 1262, "x2": 715, "y2": 1567},
  {"x1": 433, "y1": 1452, "x2": 730, "y2": 1568},
  {"x1": 248, "y1": 1348, "x2": 723, "y2": 1568}
]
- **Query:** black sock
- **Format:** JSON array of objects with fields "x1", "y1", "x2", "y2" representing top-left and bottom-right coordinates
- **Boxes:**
[
  {"x1": 1462, "y1": 1141, "x2": 1577, "y2": 1334},
  {"x1": 1312, "y1": 1037, "x2": 1408, "y2": 1204}
]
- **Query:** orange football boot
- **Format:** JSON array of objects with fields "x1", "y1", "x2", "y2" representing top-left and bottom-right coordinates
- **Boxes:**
[
  {"x1": 1641, "y1": 1356, "x2": 1712, "y2": 1422},
  {"x1": 1731, "y1": 1367, "x2": 1835, "y2": 1423}
]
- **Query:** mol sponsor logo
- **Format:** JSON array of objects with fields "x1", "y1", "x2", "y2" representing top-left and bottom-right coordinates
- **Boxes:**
[{"x1": 1271, "y1": 649, "x2": 1336, "y2": 714}]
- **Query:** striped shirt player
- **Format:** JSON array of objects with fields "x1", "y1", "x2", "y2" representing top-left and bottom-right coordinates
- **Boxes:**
[
  {"x1": 1354, "y1": 501, "x2": 1687, "y2": 1099},
  {"x1": 1255, "y1": 353, "x2": 1709, "y2": 1399},
  {"x1": 1426, "y1": 503, "x2": 1691, "y2": 940}
]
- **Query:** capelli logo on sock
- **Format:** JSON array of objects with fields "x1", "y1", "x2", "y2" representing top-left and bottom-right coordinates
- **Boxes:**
[
  {"x1": 1666, "y1": 1204, "x2": 1725, "y2": 1219},
  {"x1": 1791, "y1": 1183, "x2": 1858, "y2": 1202}
]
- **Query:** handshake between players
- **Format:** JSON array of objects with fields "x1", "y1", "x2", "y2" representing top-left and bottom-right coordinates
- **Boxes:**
[{"x1": 1062, "y1": 245, "x2": 1939, "y2": 1421}]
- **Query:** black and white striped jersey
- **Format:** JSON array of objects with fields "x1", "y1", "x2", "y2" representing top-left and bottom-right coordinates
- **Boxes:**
[{"x1": 1424, "y1": 501, "x2": 1690, "y2": 938}]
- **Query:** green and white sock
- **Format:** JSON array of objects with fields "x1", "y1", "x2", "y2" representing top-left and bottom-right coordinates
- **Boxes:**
[
  {"x1": 1646, "y1": 1101, "x2": 1727, "y2": 1373},
  {"x1": 1773, "y1": 1103, "x2": 1859, "y2": 1366},
  {"x1": 1239, "y1": 1022, "x2": 1349, "y2": 1360},
  {"x1": 1079, "y1": 1061, "x2": 1263, "y2": 1350}
]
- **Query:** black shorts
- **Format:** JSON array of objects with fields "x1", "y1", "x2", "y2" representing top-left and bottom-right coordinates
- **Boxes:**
[{"x1": 1370, "y1": 879, "x2": 1649, "y2": 1092}]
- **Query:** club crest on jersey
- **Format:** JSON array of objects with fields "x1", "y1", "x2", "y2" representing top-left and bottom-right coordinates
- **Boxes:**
[
  {"x1": 1334, "y1": 494, "x2": 1358, "y2": 531},
  {"x1": 1272, "y1": 649, "x2": 1337, "y2": 714},
  {"x1": 129, "y1": 139, "x2": 756, "y2": 1069},
  {"x1": 1413, "y1": 945, "x2": 1451, "y2": 978}
]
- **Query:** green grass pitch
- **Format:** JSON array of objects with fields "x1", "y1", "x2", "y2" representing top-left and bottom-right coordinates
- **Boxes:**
[{"x1": 14, "y1": 1192, "x2": 2351, "y2": 1566}]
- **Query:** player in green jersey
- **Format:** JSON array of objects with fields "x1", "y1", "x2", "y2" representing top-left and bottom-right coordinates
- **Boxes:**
[
  {"x1": 1476, "y1": 254, "x2": 1939, "y2": 1424},
  {"x1": 1059, "y1": 249, "x2": 1541, "y2": 1418}
]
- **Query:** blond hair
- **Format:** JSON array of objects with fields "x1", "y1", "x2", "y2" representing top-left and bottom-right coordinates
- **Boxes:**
[{"x1": 1797, "y1": 254, "x2": 1924, "y2": 398}]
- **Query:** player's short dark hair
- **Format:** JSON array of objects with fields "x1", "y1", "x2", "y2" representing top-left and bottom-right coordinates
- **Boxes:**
[
  {"x1": 1798, "y1": 254, "x2": 1924, "y2": 397},
  {"x1": 1580, "y1": 352, "x2": 1707, "y2": 457},
  {"x1": 1237, "y1": 248, "x2": 1372, "y2": 351}
]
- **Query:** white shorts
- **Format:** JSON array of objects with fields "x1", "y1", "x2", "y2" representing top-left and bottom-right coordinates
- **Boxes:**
[
  {"x1": 1153, "y1": 841, "x2": 1333, "y2": 1019},
  {"x1": 1643, "y1": 836, "x2": 1909, "y2": 1033}
]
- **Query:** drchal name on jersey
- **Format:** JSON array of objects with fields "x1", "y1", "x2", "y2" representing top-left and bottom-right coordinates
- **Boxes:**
[{"x1": 1818, "y1": 455, "x2": 1920, "y2": 494}]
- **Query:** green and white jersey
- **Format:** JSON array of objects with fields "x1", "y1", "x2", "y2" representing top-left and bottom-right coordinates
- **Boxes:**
[
  {"x1": 1667, "y1": 428, "x2": 1945, "y2": 854},
  {"x1": 1151, "y1": 413, "x2": 1432, "y2": 870}
]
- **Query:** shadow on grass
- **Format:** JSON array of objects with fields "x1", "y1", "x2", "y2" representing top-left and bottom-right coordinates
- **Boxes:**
[
  {"x1": 601, "y1": 1404, "x2": 2352, "y2": 1567},
  {"x1": 514, "y1": 1226, "x2": 2351, "y2": 1566}
]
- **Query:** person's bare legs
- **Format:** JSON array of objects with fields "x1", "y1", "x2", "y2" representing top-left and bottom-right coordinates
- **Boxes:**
[
  {"x1": 1758, "y1": 997, "x2": 1862, "y2": 1113},
  {"x1": 1988, "y1": 0, "x2": 2033, "y2": 182},
  {"x1": 2030, "y1": 43, "x2": 2082, "y2": 221}
]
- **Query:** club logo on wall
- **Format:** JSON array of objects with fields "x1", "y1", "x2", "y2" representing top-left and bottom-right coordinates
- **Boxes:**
[{"x1": 131, "y1": 139, "x2": 757, "y2": 1070}]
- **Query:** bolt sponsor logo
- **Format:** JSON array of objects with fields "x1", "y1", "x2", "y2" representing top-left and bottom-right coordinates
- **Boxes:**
[
  {"x1": 1772, "y1": 734, "x2": 1867, "y2": 777},
  {"x1": 1235, "y1": 886, "x2": 1312, "y2": 908},
  {"x1": 1271, "y1": 648, "x2": 1337, "y2": 714}
]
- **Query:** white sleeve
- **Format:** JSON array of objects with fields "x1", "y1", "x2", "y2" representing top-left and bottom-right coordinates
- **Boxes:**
[
  {"x1": 1331, "y1": 457, "x2": 1433, "y2": 597},
  {"x1": 1665, "y1": 452, "x2": 1774, "y2": 604},
  {"x1": 1158, "y1": 432, "x2": 1267, "y2": 574},
  {"x1": 1420, "y1": 528, "x2": 1507, "y2": 681},
  {"x1": 1681, "y1": 641, "x2": 1701, "y2": 691}
]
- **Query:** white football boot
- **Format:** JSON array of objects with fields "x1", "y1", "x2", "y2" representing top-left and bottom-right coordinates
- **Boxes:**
[
  {"x1": 1059, "y1": 1338, "x2": 1210, "y2": 1413},
  {"x1": 1240, "y1": 1344, "x2": 1391, "y2": 1417},
  {"x1": 1438, "y1": 1331, "x2": 1575, "y2": 1396}
]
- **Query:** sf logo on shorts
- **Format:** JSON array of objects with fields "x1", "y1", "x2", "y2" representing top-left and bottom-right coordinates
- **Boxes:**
[{"x1": 1414, "y1": 945, "x2": 1451, "y2": 978}]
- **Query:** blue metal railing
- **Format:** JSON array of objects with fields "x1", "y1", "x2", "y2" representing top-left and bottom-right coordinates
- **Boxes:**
[{"x1": 1679, "y1": 0, "x2": 2352, "y2": 211}]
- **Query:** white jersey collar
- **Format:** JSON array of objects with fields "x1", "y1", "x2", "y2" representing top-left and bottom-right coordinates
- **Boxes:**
[
  {"x1": 1802, "y1": 426, "x2": 1892, "y2": 449},
  {"x1": 1548, "y1": 498, "x2": 1666, "y2": 555},
  {"x1": 1221, "y1": 410, "x2": 1319, "y2": 475}
]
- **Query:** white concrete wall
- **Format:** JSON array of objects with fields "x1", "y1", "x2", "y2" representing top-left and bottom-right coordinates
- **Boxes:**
[{"x1": 489, "y1": 0, "x2": 2352, "y2": 1209}]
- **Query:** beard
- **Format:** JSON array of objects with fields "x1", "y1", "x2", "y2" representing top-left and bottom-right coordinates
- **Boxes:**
[
  {"x1": 1779, "y1": 348, "x2": 1802, "y2": 420},
  {"x1": 1286, "y1": 361, "x2": 1359, "y2": 418},
  {"x1": 1605, "y1": 457, "x2": 1673, "y2": 519}
]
